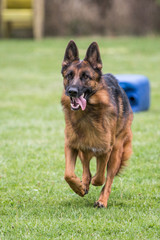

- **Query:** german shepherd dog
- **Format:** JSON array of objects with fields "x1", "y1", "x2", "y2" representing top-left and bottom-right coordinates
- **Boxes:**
[{"x1": 61, "y1": 40, "x2": 133, "y2": 208}]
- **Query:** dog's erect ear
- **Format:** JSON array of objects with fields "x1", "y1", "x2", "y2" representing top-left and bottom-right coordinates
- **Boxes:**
[
  {"x1": 62, "y1": 40, "x2": 79, "y2": 67},
  {"x1": 84, "y1": 42, "x2": 102, "y2": 70}
]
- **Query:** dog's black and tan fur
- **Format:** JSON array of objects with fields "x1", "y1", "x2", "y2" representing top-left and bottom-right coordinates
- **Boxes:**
[{"x1": 61, "y1": 40, "x2": 133, "y2": 208}]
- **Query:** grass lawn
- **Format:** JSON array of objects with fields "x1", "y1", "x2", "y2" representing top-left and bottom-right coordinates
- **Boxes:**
[{"x1": 0, "y1": 36, "x2": 160, "y2": 240}]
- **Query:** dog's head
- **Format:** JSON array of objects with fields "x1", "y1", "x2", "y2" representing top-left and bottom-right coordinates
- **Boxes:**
[{"x1": 61, "y1": 40, "x2": 103, "y2": 111}]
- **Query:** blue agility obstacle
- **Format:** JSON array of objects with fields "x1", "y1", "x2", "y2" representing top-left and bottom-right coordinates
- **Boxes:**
[{"x1": 116, "y1": 74, "x2": 150, "y2": 113}]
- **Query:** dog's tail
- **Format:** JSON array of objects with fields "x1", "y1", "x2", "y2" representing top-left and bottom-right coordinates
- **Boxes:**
[{"x1": 116, "y1": 133, "x2": 133, "y2": 176}]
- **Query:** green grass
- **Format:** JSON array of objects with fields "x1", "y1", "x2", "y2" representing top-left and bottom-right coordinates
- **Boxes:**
[{"x1": 0, "y1": 36, "x2": 160, "y2": 240}]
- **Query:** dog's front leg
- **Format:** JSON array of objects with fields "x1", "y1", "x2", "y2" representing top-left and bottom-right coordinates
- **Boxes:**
[{"x1": 64, "y1": 145, "x2": 87, "y2": 197}]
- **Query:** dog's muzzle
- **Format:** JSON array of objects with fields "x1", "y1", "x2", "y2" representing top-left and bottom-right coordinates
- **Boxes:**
[{"x1": 66, "y1": 86, "x2": 87, "y2": 111}]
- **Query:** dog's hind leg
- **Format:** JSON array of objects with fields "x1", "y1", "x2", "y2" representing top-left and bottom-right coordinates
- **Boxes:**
[
  {"x1": 120, "y1": 134, "x2": 132, "y2": 172},
  {"x1": 64, "y1": 145, "x2": 88, "y2": 197},
  {"x1": 79, "y1": 151, "x2": 93, "y2": 193},
  {"x1": 94, "y1": 134, "x2": 132, "y2": 208}
]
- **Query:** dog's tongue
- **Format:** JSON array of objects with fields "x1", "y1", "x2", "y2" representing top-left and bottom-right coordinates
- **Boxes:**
[{"x1": 75, "y1": 95, "x2": 86, "y2": 111}]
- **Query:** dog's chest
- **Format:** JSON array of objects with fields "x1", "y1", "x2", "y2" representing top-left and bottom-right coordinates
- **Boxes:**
[{"x1": 67, "y1": 115, "x2": 110, "y2": 153}]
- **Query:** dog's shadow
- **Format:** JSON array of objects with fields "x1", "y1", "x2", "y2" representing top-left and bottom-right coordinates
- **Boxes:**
[
  {"x1": 58, "y1": 190, "x2": 132, "y2": 211},
  {"x1": 60, "y1": 194, "x2": 95, "y2": 209}
]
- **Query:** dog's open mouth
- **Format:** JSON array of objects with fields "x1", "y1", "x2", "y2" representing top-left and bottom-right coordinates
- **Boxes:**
[{"x1": 70, "y1": 94, "x2": 86, "y2": 111}]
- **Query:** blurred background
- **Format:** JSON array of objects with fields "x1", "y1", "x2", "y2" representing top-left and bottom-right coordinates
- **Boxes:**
[
  {"x1": 0, "y1": 0, "x2": 160, "y2": 38},
  {"x1": 44, "y1": 0, "x2": 160, "y2": 36}
]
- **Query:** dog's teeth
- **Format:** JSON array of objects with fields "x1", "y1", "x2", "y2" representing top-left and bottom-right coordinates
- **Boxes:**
[{"x1": 82, "y1": 93, "x2": 84, "y2": 97}]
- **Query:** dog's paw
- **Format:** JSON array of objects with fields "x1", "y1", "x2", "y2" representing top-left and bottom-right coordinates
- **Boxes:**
[
  {"x1": 69, "y1": 181, "x2": 87, "y2": 197},
  {"x1": 91, "y1": 175, "x2": 105, "y2": 186},
  {"x1": 76, "y1": 187, "x2": 87, "y2": 197},
  {"x1": 82, "y1": 182, "x2": 90, "y2": 194},
  {"x1": 94, "y1": 201, "x2": 106, "y2": 208},
  {"x1": 79, "y1": 183, "x2": 89, "y2": 197}
]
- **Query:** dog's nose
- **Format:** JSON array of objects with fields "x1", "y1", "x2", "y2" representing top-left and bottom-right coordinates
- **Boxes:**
[{"x1": 68, "y1": 87, "x2": 78, "y2": 97}]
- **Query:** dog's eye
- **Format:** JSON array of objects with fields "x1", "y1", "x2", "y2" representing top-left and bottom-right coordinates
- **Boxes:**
[
  {"x1": 81, "y1": 73, "x2": 90, "y2": 80},
  {"x1": 67, "y1": 72, "x2": 74, "y2": 81}
]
